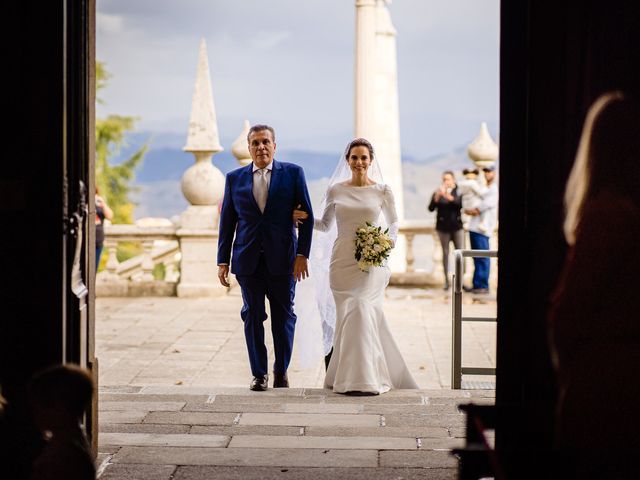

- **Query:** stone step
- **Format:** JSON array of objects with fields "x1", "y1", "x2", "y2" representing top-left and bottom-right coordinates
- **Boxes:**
[
  {"x1": 98, "y1": 465, "x2": 458, "y2": 480},
  {"x1": 97, "y1": 386, "x2": 494, "y2": 478}
]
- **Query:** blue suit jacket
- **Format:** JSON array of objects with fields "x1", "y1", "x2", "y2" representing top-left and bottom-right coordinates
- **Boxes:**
[{"x1": 217, "y1": 160, "x2": 314, "y2": 276}]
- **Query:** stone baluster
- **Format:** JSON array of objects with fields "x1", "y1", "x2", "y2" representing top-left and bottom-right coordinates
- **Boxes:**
[
  {"x1": 140, "y1": 240, "x2": 155, "y2": 281},
  {"x1": 404, "y1": 232, "x2": 415, "y2": 273},
  {"x1": 430, "y1": 230, "x2": 445, "y2": 284},
  {"x1": 164, "y1": 254, "x2": 180, "y2": 283},
  {"x1": 104, "y1": 238, "x2": 119, "y2": 277}
]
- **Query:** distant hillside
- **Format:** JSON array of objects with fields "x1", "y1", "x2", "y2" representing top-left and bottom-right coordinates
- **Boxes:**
[
  {"x1": 112, "y1": 132, "x2": 344, "y2": 182},
  {"x1": 131, "y1": 149, "x2": 475, "y2": 221},
  {"x1": 114, "y1": 131, "x2": 469, "y2": 181},
  {"x1": 116, "y1": 130, "x2": 480, "y2": 220}
]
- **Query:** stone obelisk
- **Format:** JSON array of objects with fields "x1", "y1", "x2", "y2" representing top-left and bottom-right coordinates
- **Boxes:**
[
  {"x1": 176, "y1": 38, "x2": 227, "y2": 297},
  {"x1": 355, "y1": 0, "x2": 405, "y2": 271}
]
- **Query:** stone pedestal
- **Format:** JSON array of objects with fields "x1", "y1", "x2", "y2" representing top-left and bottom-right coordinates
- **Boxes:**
[
  {"x1": 179, "y1": 205, "x2": 218, "y2": 230},
  {"x1": 176, "y1": 39, "x2": 227, "y2": 298},
  {"x1": 176, "y1": 206, "x2": 227, "y2": 298}
]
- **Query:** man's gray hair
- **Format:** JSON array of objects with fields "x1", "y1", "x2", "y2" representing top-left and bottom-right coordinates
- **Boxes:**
[{"x1": 247, "y1": 124, "x2": 276, "y2": 142}]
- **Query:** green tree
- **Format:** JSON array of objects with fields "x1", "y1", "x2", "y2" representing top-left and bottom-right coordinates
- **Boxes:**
[{"x1": 95, "y1": 61, "x2": 148, "y2": 224}]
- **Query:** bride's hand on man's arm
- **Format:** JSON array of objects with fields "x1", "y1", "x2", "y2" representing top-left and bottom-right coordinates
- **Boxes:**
[{"x1": 293, "y1": 204, "x2": 309, "y2": 226}]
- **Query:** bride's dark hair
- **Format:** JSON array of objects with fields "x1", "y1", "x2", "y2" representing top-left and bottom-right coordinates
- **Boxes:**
[{"x1": 345, "y1": 138, "x2": 375, "y2": 160}]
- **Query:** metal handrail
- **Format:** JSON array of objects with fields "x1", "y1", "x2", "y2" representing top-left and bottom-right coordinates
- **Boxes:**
[{"x1": 451, "y1": 249, "x2": 498, "y2": 389}]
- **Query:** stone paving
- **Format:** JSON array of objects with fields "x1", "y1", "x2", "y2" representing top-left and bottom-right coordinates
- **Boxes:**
[
  {"x1": 96, "y1": 287, "x2": 496, "y2": 478},
  {"x1": 96, "y1": 287, "x2": 497, "y2": 390}
]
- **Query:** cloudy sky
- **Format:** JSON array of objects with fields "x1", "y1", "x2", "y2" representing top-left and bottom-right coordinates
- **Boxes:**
[{"x1": 96, "y1": 0, "x2": 499, "y2": 159}]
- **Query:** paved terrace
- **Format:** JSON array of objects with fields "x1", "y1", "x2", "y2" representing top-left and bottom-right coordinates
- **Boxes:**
[{"x1": 96, "y1": 287, "x2": 496, "y2": 479}]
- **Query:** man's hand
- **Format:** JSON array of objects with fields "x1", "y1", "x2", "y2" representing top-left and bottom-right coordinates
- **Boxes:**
[
  {"x1": 293, "y1": 256, "x2": 309, "y2": 282},
  {"x1": 218, "y1": 265, "x2": 231, "y2": 287},
  {"x1": 465, "y1": 208, "x2": 481, "y2": 216}
]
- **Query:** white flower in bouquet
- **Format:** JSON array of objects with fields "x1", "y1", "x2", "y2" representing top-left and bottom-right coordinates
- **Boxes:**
[{"x1": 354, "y1": 222, "x2": 394, "y2": 272}]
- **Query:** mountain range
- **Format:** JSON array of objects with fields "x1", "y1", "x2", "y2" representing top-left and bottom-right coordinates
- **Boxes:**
[{"x1": 112, "y1": 132, "x2": 478, "y2": 221}]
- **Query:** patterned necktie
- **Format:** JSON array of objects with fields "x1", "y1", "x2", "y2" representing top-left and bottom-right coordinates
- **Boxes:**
[{"x1": 254, "y1": 168, "x2": 268, "y2": 213}]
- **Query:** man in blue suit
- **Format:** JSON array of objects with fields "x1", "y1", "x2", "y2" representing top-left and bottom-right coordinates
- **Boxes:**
[{"x1": 217, "y1": 124, "x2": 314, "y2": 391}]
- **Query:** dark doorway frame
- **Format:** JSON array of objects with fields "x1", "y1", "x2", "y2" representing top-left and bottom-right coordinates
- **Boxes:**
[
  {"x1": 2, "y1": 1, "x2": 639, "y2": 477},
  {"x1": 496, "y1": 0, "x2": 640, "y2": 475},
  {"x1": 0, "y1": 0, "x2": 97, "y2": 468}
]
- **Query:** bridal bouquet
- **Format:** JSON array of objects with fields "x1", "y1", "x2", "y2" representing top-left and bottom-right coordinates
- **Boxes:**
[{"x1": 355, "y1": 222, "x2": 393, "y2": 272}]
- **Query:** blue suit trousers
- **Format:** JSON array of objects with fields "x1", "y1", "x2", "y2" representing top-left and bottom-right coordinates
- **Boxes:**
[{"x1": 235, "y1": 255, "x2": 296, "y2": 377}]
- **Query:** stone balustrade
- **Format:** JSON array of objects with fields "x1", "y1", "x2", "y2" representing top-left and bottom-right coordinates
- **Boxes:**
[
  {"x1": 96, "y1": 224, "x2": 181, "y2": 297},
  {"x1": 97, "y1": 221, "x2": 497, "y2": 296},
  {"x1": 392, "y1": 220, "x2": 498, "y2": 288},
  {"x1": 391, "y1": 220, "x2": 442, "y2": 286}
]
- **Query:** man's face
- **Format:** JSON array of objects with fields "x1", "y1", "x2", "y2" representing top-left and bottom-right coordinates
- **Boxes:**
[
  {"x1": 248, "y1": 129, "x2": 276, "y2": 169},
  {"x1": 484, "y1": 170, "x2": 496, "y2": 183}
]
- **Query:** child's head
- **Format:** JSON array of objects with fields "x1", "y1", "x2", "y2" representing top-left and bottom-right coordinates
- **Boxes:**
[
  {"x1": 28, "y1": 364, "x2": 94, "y2": 430},
  {"x1": 462, "y1": 168, "x2": 479, "y2": 179}
]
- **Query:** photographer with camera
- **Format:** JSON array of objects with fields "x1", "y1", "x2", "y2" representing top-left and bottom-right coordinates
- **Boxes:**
[{"x1": 428, "y1": 171, "x2": 463, "y2": 290}]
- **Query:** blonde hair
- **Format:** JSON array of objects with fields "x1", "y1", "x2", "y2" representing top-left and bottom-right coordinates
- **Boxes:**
[{"x1": 563, "y1": 92, "x2": 624, "y2": 245}]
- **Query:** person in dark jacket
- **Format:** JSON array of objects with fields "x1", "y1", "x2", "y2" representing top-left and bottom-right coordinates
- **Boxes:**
[{"x1": 428, "y1": 171, "x2": 463, "y2": 290}]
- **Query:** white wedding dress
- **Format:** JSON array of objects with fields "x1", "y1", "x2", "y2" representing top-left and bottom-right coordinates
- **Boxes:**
[{"x1": 314, "y1": 182, "x2": 418, "y2": 393}]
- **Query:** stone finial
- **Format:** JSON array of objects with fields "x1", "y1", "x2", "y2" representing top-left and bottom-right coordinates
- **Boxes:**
[
  {"x1": 467, "y1": 122, "x2": 499, "y2": 167},
  {"x1": 231, "y1": 120, "x2": 252, "y2": 166},
  {"x1": 180, "y1": 39, "x2": 225, "y2": 208},
  {"x1": 184, "y1": 38, "x2": 223, "y2": 153}
]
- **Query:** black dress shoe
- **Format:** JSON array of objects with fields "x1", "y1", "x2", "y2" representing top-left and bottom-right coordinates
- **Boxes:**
[
  {"x1": 250, "y1": 375, "x2": 268, "y2": 391},
  {"x1": 462, "y1": 285, "x2": 474, "y2": 292},
  {"x1": 273, "y1": 372, "x2": 289, "y2": 388}
]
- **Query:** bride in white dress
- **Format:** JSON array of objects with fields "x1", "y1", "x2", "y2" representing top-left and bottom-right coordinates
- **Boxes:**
[{"x1": 295, "y1": 138, "x2": 418, "y2": 394}]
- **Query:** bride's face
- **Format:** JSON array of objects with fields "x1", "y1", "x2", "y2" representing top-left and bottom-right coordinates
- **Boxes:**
[{"x1": 347, "y1": 146, "x2": 372, "y2": 175}]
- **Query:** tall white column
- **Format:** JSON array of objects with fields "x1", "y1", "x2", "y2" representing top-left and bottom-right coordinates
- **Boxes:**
[
  {"x1": 373, "y1": 1, "x2": 404, "y2": 221},
  {"x1": 355, "y1": 0, "x2": 377, "y2": 139},
  {"x1": 355, "y1": 0, "x2": 406, "y2": 271}
]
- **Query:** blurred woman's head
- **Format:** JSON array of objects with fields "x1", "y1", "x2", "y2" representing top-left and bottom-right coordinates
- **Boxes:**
[
  {"x1": 564, "y1": 92, "x2": 640, "y2": 244},
  {"x1": 442, "y1": 171, "x2": 456, "y2": 188}
]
